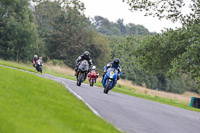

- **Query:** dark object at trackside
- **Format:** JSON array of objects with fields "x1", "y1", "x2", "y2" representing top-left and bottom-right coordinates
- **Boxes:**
[{"x1": 190, "y1": 97, "x2": 200, "y2": 109}]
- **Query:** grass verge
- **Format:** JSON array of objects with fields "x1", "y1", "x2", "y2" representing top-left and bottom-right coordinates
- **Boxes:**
[
  {"x1": 0, "y1": 66, "x2": 121, "y2": 133},
  {"x1": 0, "y1": 59, "x2": 200, "y2": 112},
  {"x1": 0, "y1": 60, "x2": 35, "y2": 72}
]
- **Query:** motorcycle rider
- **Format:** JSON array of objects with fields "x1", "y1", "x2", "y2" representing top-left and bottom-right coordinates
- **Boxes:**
[
  {"x1": 33, "y1": 55, "x2": 42, "y2": 71},
  {"x1": 33, "y1": 55, "x2": 39, "y2": 68},
  {"x1": 88, "y1": 65, "x2": 99, "y2": 79},
  {"x1": 102, "y1": 58, "x2": 122, "y2": 83},
  {"x1": 75, "y1": 51, "x2": 93, "y2": 76}
]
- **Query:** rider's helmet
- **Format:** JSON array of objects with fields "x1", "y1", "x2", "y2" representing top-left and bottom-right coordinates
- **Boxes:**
[
  {"x1": 92, "y1": 66, "x2": 96, "y2": 70},
  {"x1": 83, "y1": 51, "x2": 90, "y2": 58},
  {"x1": 34, "y1": 55, "x2": 38, "y2": 60},
  {"x1": 113, "y1": 58, "x2": 120, "y2": 67}
]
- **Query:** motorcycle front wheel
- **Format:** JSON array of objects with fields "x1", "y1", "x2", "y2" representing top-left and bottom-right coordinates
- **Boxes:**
[
  {"x1": 38, "y1": 66, "x2": 42, "y2": 73},
  {"x1": 77, "y1": 73, "x2": 84, "y2": 86},
  {"x1": 90, "y1": 79, "x2": 94, "y2": 87},
  {"x1": 104, "y1": 80, "x2": 111, "y2": 94}
]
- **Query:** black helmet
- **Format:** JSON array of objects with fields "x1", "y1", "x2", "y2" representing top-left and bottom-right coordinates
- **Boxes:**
[
  {"x1": 113, "y1": 58, "x2": 120, "y2": 67},
  {"x1": 83, "y1": 51, "x2": 90, "y2": 58}
]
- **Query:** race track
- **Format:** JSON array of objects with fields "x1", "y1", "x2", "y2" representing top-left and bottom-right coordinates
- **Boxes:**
[
  {"x1": 40, "y1": 73, "x2": 200, "y2": 133},
  {"x1": 1, "y1": 65, "x2": 199, "y2": 133}
]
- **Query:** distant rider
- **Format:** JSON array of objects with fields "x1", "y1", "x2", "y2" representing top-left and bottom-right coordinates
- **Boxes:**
[
  {"x1": 102, "y1": 58, "x2": 122, "y2": 83},
  {"x1": 33, "y1": 55, "x2": 39, "y2": 68},
  {"x1": 33, "y1": 55, "x2": 42, "y2": 71},
  {"x1": 75, "y1": 51, "x2": 93, "y2": 76},
  {"x1": 88, "y1": 65, "x2": 99, "y2": 79}
]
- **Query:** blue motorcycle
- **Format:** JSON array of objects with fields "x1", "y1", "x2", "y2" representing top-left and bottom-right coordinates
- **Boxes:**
[{"x1": 102, "y1": 68, "x2": 118, "y2": 94}]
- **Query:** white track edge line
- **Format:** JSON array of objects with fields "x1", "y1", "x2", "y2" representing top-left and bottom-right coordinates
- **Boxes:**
[
  {"x1": 63, "y1": 82, "x2": 101, "y2": 117},
  {"x1": 63, "y1": 82, "x2": 123, "y2": 132},
  {"x1": 63, "y1": 81, "x2": 123, "y2": 132}
]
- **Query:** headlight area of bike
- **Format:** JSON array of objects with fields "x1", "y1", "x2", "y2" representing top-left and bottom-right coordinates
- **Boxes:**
[{"x1": 109, "y1": 71, "x2": 115, "y2": 79}]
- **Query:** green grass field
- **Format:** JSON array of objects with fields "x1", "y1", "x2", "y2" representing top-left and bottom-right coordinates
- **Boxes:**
[
  {"x1": 0, "y1": 59, "x2": 199, "y2": 112},
  {"x1": 0, "y1": 66, "x2": 121, "y2": 133}
]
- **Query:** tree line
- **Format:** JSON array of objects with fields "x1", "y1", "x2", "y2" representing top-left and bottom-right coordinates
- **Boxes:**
[
  {"x1": 89, "y1": 11, "x2": 199, "y2": 94},
  {"x1": 0, "y1": 0, "x2": 199, "y2": 94},
  {"x1": 0, "y1": 0, "x2": 111, "y2": 71},
  {"x1": 122, "y1": 0, "x2": 200, "y2": 93}
]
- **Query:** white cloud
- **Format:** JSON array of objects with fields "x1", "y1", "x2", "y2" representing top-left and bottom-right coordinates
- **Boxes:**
[{"x1": 80, "y1": 0, "x2": 182, "y2": 33}]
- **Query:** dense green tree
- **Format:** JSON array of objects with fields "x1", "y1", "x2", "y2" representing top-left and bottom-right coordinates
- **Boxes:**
[
  {"x1": 93, "y1": 16, "x2": 122, "y2": 36},
  {"x1": 126, "y1": 23, "x2": 151, "y2": 36},
  {"x1": 105, "y1": 35, "x2": 126, "y2": 59},
  {"x1": 115, "y1": 36, "x2": 198, "y2": 93},
  {"x1": 0, "y1": 0, "x2": 41, "y2": 61},
  {"x1": 123, "y1": 0, "x2": 200, "y2": 85},
  {"x1": 34, "y1": 0, "x2": 111, "y2": 69},
  {"x1": 92, "y1": 16, "x2": 152, "y2": 37},
  {"x1": 134, "y1": 23, "x2": 200, "y2": 83},
  {"x1": 170, "y1": 20, "x2": 200, "y2": 82},
  {"x1": 117, "y1": 19, "x2": 126, "y2": 36},
  {"x1": 35, "y1": 1, "x2": 88, "y2": 65}
]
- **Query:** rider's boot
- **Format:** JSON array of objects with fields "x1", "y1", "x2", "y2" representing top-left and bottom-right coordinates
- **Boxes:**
[
  {"x1": 74, "y1": 67, "x2": 78, "y2": 76},
  {"x1": 101, "y1": 72, "x2": 106, "y2": 83},
  {"x1": 75, "y1": 70, "x2": 78, "y2": 76},
  {"x1": 101, "y1": 75, "x2": 104, "y2": 83}
]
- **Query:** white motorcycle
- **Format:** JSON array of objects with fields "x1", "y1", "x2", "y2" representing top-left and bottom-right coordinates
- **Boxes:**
[{"x1": 35, "y1": 59, "x2": 42, "y2": 73}]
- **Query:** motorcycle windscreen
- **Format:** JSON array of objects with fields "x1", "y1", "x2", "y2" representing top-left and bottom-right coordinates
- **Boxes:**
[
  {"x1": 78, "y1": 60, "x2": 89, "y2": 71},
  {"x1": 36, "y1": 60, "x2": 42, "y2": 65},
  {"x1": 106, "y1": 68, "x2": 118, "y2": 79}
]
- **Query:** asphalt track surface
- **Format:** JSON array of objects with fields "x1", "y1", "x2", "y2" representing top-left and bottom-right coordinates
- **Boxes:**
[
  {"x1": 2, "y1": 65, "x2": 200, "y2": 133},
  {"x1": 39, "y1": 73, "x2": 200, "y2": 133}
]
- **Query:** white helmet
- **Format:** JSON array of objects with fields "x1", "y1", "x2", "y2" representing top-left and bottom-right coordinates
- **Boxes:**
[
  {"x1": 34, "y1": 55, "x2": 38, "y2": 59},
  {"x1": 92, "y1": 66, "x2": 96, "y2": 70}
]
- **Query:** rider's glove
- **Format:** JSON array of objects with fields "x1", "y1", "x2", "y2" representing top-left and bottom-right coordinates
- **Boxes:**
[
  {"x1": 33, "y1": 64, "x2": 35, "y2": 67},
  {"x1": 75, "y1": 62, "x2": 79, "y2": 67},
  {"x1": 103, "y1": 70, "x2": 107, "y2": 76}
]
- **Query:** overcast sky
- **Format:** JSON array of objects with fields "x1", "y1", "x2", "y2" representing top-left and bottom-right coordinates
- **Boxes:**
[{"x1": 80, "y1": 0, "x2": 182, "y2": 33}]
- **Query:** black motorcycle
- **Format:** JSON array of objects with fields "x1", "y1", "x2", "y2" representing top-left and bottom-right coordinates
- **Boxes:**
[
  {"x1": 76, "y1": 60, "x2": 89, "y2": 86},
  {"x1": 35, "y1": 59, "x2": 42, "y2": 73}
]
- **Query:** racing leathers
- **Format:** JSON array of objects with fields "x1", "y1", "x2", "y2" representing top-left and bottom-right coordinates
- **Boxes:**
[
  {"x1": 102, "y1": 62, "x2": 122, "y2": 82},
  {"x1": 33, "y1": 58, "x2": 39, "y2": 67},
  {"x1": 75, "y1": 55, "x2": 93, "y2": 75},
  {"x1": 33, "y1": 58, "x2": 42, "y2": 72}
]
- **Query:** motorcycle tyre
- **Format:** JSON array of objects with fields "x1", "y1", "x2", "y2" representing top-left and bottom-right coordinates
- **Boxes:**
[
  {"x1": 77, "y1": 73, "x2": 83, "y2": 86},
  {"x1": 38, "y1": 66, "x2": 42, "y2": 73},
  {"x1": 104, "y1": 81, "x2": 111, "y2": 94},
  {"x1": 90, "y1": 79, "x2": 94, "y2": 87}
]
